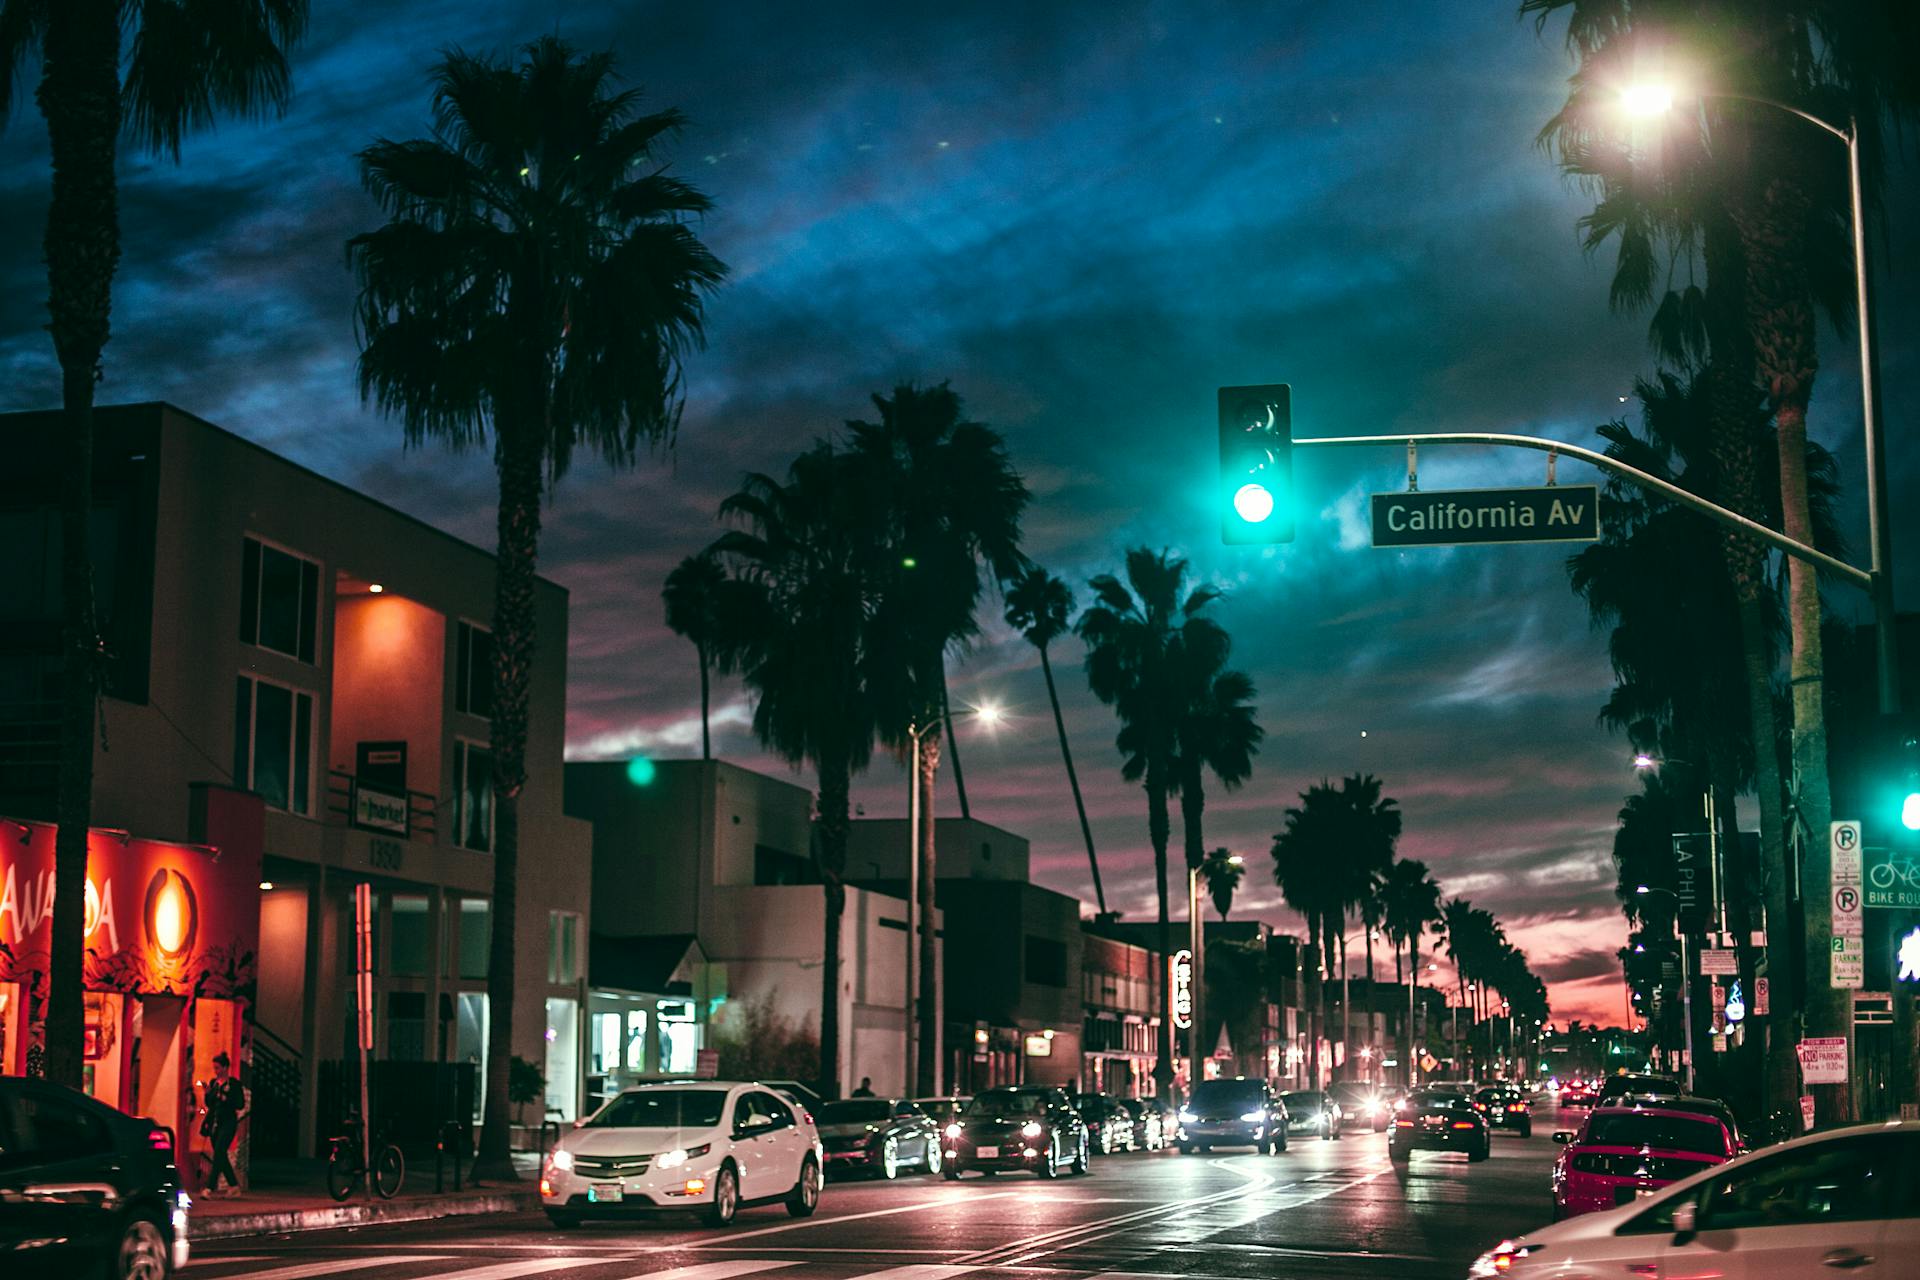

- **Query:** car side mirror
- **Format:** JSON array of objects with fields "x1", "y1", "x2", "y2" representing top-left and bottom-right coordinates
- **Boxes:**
[
  {"x1": 1671, "y1": 1201, "x2": 1697, "y2": 1241},
  {"x1": 1552, "y1": 1131, "x2": 1572, "y2": 1144}
]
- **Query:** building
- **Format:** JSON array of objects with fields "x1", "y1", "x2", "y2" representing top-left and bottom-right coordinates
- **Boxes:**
[
  {"x1": 0, "y1": 402, "x2": 593, "y2": 1157},
  {"x1": 1079, "y1": 929, "x2": 1159, "y2": 1095},
  {"x1": 564, "y1": 759, "x2": 930, "y2": 1097}
]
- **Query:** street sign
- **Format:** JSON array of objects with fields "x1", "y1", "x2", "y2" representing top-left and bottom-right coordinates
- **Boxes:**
[
  {"x1": 1832, "y1": 821, "x2": 1865, "y2": 989},
  {"x1": 1420, "y1": 1052, "x2": 1439, "y2": 1073},
  {"x1": 1865, "y1": 846, "x2": 1920, "y2": 909},
  {"x1": 1797, "y1": 1037, "x2": 1848, "y2": 1085},
  {"x1": 1832, "y1": 935, "x2": 1864, "y2": 988},
  {"x1": 1755, "y1": 976, "x2": 1770, "y2": 1016},
  {"x1": 1169, "y1": 948, "x2": 1194, "y2": 1030},
  {"x1": 1671, "y1": 833, "x2": 1707, "y2": 927},
  {"x1": 1369, "y1": 485, "x2": 1599, "y2": 548},
  {"x1": 1800, "y1": 1095, "x2": 1817, "y2": 1131},
  {"x1": 1699, "y1": 949, "x2": 1737, "y2": 976},
  {"x1": 1710, "y1": 982, "x2": 1727, "y2": 1033}
]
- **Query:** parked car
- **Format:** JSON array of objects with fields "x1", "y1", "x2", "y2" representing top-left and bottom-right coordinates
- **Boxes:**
[
  {"x1": 759, "y1": 1079, "x2": 825, "y2": 1120},
  {"x1": 1473, "y1": 1120, "x2": 1920, "y2": 1279},
  {"x1": 1593, "y1": 1073, "x2": 1682, "y2": 1108},
  {"x1": 1388, "y1": 1089, "x2": 1490, "y2": 1165},
  {"x1": 1615, "y1": 1093, "x2": 1745, "y2": 1154},
  {"x1": 1176, "y1": 1077, "x2": 1288, "y2": 1154},
  {"x1": 1474, "y1": 1085, "x2": 1534, "y2": 1138},
  {"x1": 940, "y1": 1086, "x2": 1089, "y2": 1179},
  {"x1": 1550, "y1": 1102, "x2": 1735, "y2": 1219},
  {"x1": 814, "y1": 1098, "x2": 942, "y2": 1179},
  {"x1": 1119, "y1": 1097, "x2": 1171, "y2": 1150},
  {"x1": 1329, "y1": 1081, "x2": 1392, "y2": 1132},
  {"x1": 541, "y1": 1081, "x2": 822, "y2": 1227},
  {"x1": 1073, "y1": 1092, "x2": 1139, "y2": 1154},
  {"x1": 1279, "y1": 1090, "x2": 1343, "y2": 1140},
  {"x1": 912, "y1": 1095, "x2": 972, "y2": 1129},
  {"x1": 0, "y1": 1078, "x2": 190, "y2": 1280}
]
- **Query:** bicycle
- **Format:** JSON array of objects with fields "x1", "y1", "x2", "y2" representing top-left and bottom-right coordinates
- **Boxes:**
[{"x1": 326, "y1": 1118, "x2": 406, "y2": 1201}]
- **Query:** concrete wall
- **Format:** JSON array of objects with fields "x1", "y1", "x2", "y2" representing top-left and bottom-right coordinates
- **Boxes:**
[
  {"x1": 330, "y1": 593, "x2": 445, "y2": 793},
  {"x1": 847, "y1": 816, "x2": 1030, "y2": 882}
]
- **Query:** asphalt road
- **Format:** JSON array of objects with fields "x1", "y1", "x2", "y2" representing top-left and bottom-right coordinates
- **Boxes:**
[{"x1": 188, "y1": 1116, "x2": 1563, "y2": 1280}]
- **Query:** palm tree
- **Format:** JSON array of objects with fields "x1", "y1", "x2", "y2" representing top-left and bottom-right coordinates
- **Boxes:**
[
  {"x1": 348, "y1": 38, "x2": 724, "y2": 1169},
  {"x1": 1271, "y1": 782, "x2": 1351, "y2": 1087},
  {"x1": 1323, "y1": 775, "x2": 1400, "y2": 1080},
  {"x1": 1004, "y1": 567, "x2": 1105, "y2": 914},
  {"x1": 847, "y1": 382, "x2": 1028, "y2": 1095},
  {"x1": 0, "y1": 0, "x2": 309, "y2": 1090},
  {"x1": 663, "y1": 552, "x2": 728, "y2": 759},
  {"x1": 1079, "y1": 549, "x2": 1227, "y2": 1092},
  {"x1": 1381, "y1": 858, "x2": 1443, "y2": 1084},
  {"x1": 1201, "y1": 847, "x2": 1244, "y2": 921},
  {"x1": 1174, "y1": 660, "x2": 1263, "y2": 879},
  {"x1": 710, "y1": 444, "x2": 883, "y2": 1099}
]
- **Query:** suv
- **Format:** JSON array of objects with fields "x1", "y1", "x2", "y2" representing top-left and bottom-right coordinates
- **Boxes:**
[
  {"x1": 1177, "y1": 1077, "x2": 1287, "y2": 1154},
  {"x1": 1329, "y1": 1081, "x2": 1391, "y2": 1132},
  {"x1": 0, "y1": 1077, "x2": 190, "y2": 1278},
  {"x1": 541, "y1": 1081, "x2": 823, "y2": 1227}
]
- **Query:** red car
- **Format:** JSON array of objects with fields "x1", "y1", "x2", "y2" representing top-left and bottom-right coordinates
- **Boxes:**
[
  {"x1": 1550, "y1": 1102, "x2": 1735, "y2": 1219},
  {"x1": 1557, "y1": 1080, "x2": 1595, "y2": 1107}
]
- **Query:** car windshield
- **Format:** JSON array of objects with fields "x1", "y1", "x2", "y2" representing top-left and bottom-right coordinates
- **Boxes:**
[
  {"x1": 589, "y1": 1089, "x2": 728, "y2": 1129},
  {"x1": 1413, "y1": 1091, "x2": 1469, "y2": 1109},
  {"x1": 819, "y1": 1101, "x2": 892, "y2": 1124},
  {"x1": 1601, "y1": 1076, "x2": 1678, "y2": 1097},
  {"x1": 1328, "y1": 1084, "x2": 1373, "y2": 1103},
  {"x1": 966, "y1": 1091, "x2": 1048, "y2": 1118},
  {"x1": 1584, "y1": 1112, "x2": 1724, "y2": 1155},
  {"x1": 1282, "y1": 1092, "x2": 1324, "y2": 1108},
  {"x1": 1190, "y1": 1080, "x2": 1264, "y2": 1109}
]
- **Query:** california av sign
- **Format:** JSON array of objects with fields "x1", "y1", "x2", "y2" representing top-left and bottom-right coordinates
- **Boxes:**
[{"x1": 1371, "y1": 485, "x2": 1599, "y2": 548}]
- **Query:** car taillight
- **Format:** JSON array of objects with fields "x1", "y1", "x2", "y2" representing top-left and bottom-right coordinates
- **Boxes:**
[
  {"x1": 147, "y1": 1124, "x2": 175, "y2": 1156},
  {"x1": 1452, "y1": 1121, "x2": 1476, "y2": 1129},
  {"x1": 1508, "y1": 1104, "x2": 1526, "y2": 1112},
  {"x1": 1393, "y1": 1119, "x2": 1414, "y2": 1128}
]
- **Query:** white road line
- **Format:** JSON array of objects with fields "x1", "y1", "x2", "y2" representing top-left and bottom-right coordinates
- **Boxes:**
[
  {"x1": 686, "y1": 1191, "x2": 1020, "y2": 1246},
  {"x1": 195, "y1": 1258, "x2": 449, "y2": 1280},
  {"x1": 844, "y1": 1267, "x2": 981, "y2": 1280},
  {"x1": 616, "y1": 1263, "x2": 798, "y2": 1280},
  {"x1": 187, "y1": 1257, "x2": 271, "y2": 1270},
  {"x1": 411, "y1": 1259, "x2": 597, "y2": 1280}
]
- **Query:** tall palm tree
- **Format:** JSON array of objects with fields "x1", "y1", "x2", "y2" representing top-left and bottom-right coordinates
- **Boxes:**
[
  {"x1": 1320, "y1": 775, "x2": 1401, "y2": 1079},
  {"x1": 1004, "y1": 567, "x2": 1105, "y2": 914},
  {"x1": 1201, "y1": 847, "x2": 1244, "y2": 921},
  {"x1": 0, "y1": 0, "x2": 309, "y2": 1090},
  {"x1": 1080, "y1": 549, "x2": 1227, "y2": 1093},
  {"x1": 1271, "y1": 782, "x2": 1351, "y2": 1087},
  {"x1": 847, "y1": 382, "x2": 1028, "y2": 1095},
  {"x1": 1174, "y1": 661, "x2": 1263, "y2": 878},
  {"x1": 1381, "y1": 858, "x2": 1443, "y2": 1084},
  {"x1": 349, "y1": 38, "x2": 724, "y2": 1169},
  {"x1": 663, "y1": 552, "x2": 727, "y2": 759},
  {"x1": 710, "y1": 443, "x2": 883, "y2": 1099}
]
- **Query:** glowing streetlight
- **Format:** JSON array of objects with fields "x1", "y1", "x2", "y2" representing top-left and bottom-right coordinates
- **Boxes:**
[{"x1": 1618, "y1": 83, "x2": 1675, "y2": 118}]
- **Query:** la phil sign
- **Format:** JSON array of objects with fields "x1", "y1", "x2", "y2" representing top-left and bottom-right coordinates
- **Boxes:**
[
  {"x1": 1371, "y1": 486, "x2": 1600, "y2": 548},
  {"x1": 0, "y1": 821, "x2": 261, "y2": 998},
  {"x1": 1169, "y1": 948, "x2": 1194, "y2": 1031}
]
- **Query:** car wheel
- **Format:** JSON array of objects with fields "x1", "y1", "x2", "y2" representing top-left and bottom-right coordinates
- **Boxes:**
[
  {"x1": 880, "y1": 1136, "x2": 900, "y2": 1180},
  {"x1": 1390, "y1": 1144, "x2": 1410, "y2": 1165},
  {"x1": 546, "y1": 1211, "x2": 581, "y2": 1229},
  {"x1": 1177, "y1": 1142, "x2": 1193, "y2": 1154},
  {"x1": 1073, "y1": 1133, "x2": 1091, "y2": 1175},
  {"x1": 943, "y1": 1164, "x2": 961, "y2": 1181},
  {"x1": 1518, "y1": 1120, "x2": 1532, "y2": 1139},
  {"x1": 1470, "y1": 1139, "x2": 1490, "y2": 1163},
  {"x1": 925, "y1": 1141, "x2": 943, "y2": 1174},
  {"x1": 112, "y1": 1215, "x2": 169, "y2": 1280},
  {"x1": 705, "y1": 1163, "x2": 740, "y2": 1227},
  {"x1": 1039, "y1": 1136, "x2": 1062, "y2": 1179},
  {"x1": 786, "y1": 1157, "x2": 821, "y2": 1218},
  {"x1": 1257, "y1": 1137, "x2": 1272, "y2": 1155},
  {"x1": 1274, "y1": 1131, "x2": 1288, "y2": 1153}
]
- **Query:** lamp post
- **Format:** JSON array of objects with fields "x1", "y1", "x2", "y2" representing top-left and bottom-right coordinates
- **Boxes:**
[
  {"x1": 1186, "y1": 852, "x2": 1242, "y2": 1085},
  {"x1": 1620, "y1": 86, "x2": 1898, "y2": 717}
]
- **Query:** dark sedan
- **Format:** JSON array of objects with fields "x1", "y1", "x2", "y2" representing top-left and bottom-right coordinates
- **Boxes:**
[
  {"x1": 1073, "y1": 1092, "x2": 1138, "y2": 1154},
  {"x1": 815, "y1": 1098, "x2": 942, "y2": 1179},
  {"x1": 1280, "y1": 1090, "x2": 1342, "y2": 1140},
  {"x1": 1176, "y1": 1077, "x2": 1288, "y2": 1154},
  {"x1": 1474, "y1": 1085, "x2": 1534, "y2": 1137},
  {"x1": 1388, "y1": 1089, "x2": 1491, "y2": 1164},
  {"x1": 0, "y1": 1077, "x2": 190, "y2": 1279},
  {"x1": 941, "y1": 1087, "x2": 1089, "y2": 1178}
]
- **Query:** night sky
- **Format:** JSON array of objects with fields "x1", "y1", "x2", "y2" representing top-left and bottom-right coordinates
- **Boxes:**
[{"x1": 4, "y1": 2, "x2": 1916, "y2": 1028}]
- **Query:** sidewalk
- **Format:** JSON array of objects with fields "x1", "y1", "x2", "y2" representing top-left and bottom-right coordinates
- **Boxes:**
[{"x1": 187, "y1": 1154, "x2": 544, "y2": 1240}]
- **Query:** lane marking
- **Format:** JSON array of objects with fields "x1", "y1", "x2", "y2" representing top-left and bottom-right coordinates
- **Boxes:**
[
  {"x1": 692, "y1": 1249, "x2": 959, "y2": 1256},
  {"x1": 191, "y1": 1258, "x2": 451, "y2": 1280},
  {"x1": 842, "y1": 1267, "x2": 982, "y2": 1280},
  {"x1": 409, "y1": 1260, "x2": 596, "y2": 1280},
  {"x1": 687, "y1": 1191, "x2": 1021, "y2": 1247},
  {"x1": 617, "y1": 1263, "x2": 798, "y2": 1280}
]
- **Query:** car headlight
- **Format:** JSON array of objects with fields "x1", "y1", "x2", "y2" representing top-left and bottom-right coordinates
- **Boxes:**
[
  {"x1": 1239, "y1": 1110, "x2": 1266, "y2": 1122},
  {"x1": 1177, "y1": 1110, "x2": 1198, "y2": 1124},
  {"x1": 1364, "y1": 1101, "x2": 1381, "y2": 1116},
  {"x1": 945, "y1": 1122, "x2": 962, "y2": 1139},
  {"x1": 655, "y1": 1143, "x2": 711, "y2": 1169},
  {"x1": 549, "y1": 1148, "x2": 574, "y2": 1171},
  {"x1": 1469, "y1": 1240, "x2": 1535, "y2": 1277},
  {"x1": 1021, "y1": 1121, "x2": 1044, "y2": 1137}
]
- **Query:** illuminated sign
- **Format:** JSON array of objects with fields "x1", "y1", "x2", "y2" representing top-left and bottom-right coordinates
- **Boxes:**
[
  {"x1": 1169, "y1": 948, "x2": 1194, "y2": 1030},
  {"x1": 1899, "y1": 926, "x2": 1920, "y2": 983},
  {"x1": 1023, "y1": 1034, "x2": 1052, "y2": 1057},
  {"x1": 1725, "y1": 980, "x2": 1746, "y2": 1024}
]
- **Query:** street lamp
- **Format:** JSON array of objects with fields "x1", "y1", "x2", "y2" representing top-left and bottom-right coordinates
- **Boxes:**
[
  {"x1": 1620, "y1": 82, "x2": 1900, "y2": 715},
  {"x1": 1187, "y1": 852, "x2": 1242, "y2": 1086}
]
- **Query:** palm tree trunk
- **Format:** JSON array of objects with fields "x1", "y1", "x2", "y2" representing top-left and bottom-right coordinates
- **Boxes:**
[
  {"x1": 475, "y1": 432, "x2": 542, "y2": 1177},
  {"x1": 1364, "y1": 924, "x2": 1377, "y2": 1081},
  {"x1": 916, "y1": 730, "x2": 941, "y2": 1095},
  {"x1": 817, "y1": 756, "x2": 852, "y2": 1098},
  {"x1": 1305, "y1": 925, "x2": 1323, "y2": 1088},
  {"x1": 698, "y1": 644, "x2": 711, "y2": 760},
  {"x1": 1039, "y1": 647, "x2": 1104, "y2": 914},
  {"x1": 36, "y1": 0, "x2": 123, "y2": 1094},
  {"x1": 1148, "y1": 766, "x2": 1173, "y2": 1096},
  {"x1": 939, "y1": 668, "x2": 969, "y2": 820},
  {"x1": 1179, "y1": 763, "x2": 1206, "y2": 1081}
]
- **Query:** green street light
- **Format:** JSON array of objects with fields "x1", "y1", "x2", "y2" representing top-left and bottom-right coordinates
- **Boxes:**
[{"x1": 1218, "y1": 384, "x2": 1293, "y2": 545}]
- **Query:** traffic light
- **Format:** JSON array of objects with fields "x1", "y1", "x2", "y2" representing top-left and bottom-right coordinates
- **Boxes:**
[
  {"x1": 1218, "y1": 383, "x2": 1293, "y2": 544},
  {"x1": 1900, "y1": 723, "x2": 1920, "y2": 832}
]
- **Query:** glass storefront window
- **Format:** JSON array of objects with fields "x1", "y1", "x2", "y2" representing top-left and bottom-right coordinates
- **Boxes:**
[
  {"x1": 387, "y1": 991, "x2": 427, "y2": 1061},
  {"x1": 389, "y1": 895, "x2": 429, "y2": 977},
  {"x1": 625, "y1": 1010, "x2": 648, "y2": 1074},
  {"x1": 661, "y1": 1019, "x2": 696, "y2": 1075},
  {"x1": 455, "y1": 991, "x2": 487, "y2": 1115},
  {"x1": 591, "y1": 1012, "x2": 622, "y2": 1076},
  {"x1": 544, "y1": 997, "x2": 579, "y2": 1121},
  {"x1": 458, "y1": 899, "x2": 490, "y2": 980}
]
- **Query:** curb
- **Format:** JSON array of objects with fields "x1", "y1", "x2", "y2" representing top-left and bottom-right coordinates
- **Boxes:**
[{"x1": 188, "y1": 1189, "x2": 541, "y2": 1240}]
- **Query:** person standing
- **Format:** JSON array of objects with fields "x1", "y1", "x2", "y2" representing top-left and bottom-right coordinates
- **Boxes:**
[
  {"x1": 202, "y1": 1052, "x2": 251, "y2": 1196},
  {"x1": 851, "y1": 1077, "x2": 875, "y2": 1097}
]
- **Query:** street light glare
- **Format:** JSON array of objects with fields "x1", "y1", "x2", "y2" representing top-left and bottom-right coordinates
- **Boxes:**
[
  {"x1": 1620, "y1": 83, "x2": 1675, "y2": 118},
  {"x1": 1634, "y1": 885, "x2": 1650, "y2": 895},
  {"x1": 975, "y1": 701, "x2": 1003, "y2": 726},
  {"x1": 1226, "y1": 853, "x2": 1244, "y2": 868},
  {"x1": 1632, "y1": 752, "x2": 1657, "y2": 770}
]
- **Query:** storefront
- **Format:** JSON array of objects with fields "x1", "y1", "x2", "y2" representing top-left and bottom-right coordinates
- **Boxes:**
[{"x1": 0, "y1": 812, "x2": 262, "y2": 1170}]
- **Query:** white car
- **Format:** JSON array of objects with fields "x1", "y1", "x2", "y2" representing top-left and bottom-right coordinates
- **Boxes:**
[
  {"x1": 541, "y1": 1081, "x2": 823, "y2": 1227},
  {"x1": 1471, "y1": 1120, "x2": 1920, "y2": 1279}
]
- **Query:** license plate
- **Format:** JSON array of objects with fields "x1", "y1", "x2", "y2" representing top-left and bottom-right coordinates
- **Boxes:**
[
  {"x1": 976, "y1": 1145, "x2": 999, "y2": 1158},
  {"x1": 589, "y1": 1183, "x2": 624, "y2": 1203}
]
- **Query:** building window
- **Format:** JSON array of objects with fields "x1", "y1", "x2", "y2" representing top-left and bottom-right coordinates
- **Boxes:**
[
  {"x1": 455, "y1": 621, "x2": 493, "y2": 719},
  {"x1": 388, "y1": 894, "x2": 430, "y2": 977},
  {"x1": 548, "y1": 910, "x2": 581, "y2": 984},
  {"x1": 233, "y1": 674, "x2": 314, "y2": 814},
  {"x1": 1025, "y1": 936, "x2": 1068, "y2": 987},
  {"x1": 239, "y1": 536, "x2": 320, "y2": 664},
  {"x1": 453, "y1": 739, "x2": 494, "y2": 852},
  {"x1": 457, "y1": 898, "x2": 490, "y2": 980}
]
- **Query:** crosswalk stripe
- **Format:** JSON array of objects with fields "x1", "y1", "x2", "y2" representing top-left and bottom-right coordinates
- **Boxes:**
[
  {"x1": 843, "y1": 1267, "x2": 981, "y2": 1280},
  {"x1": 617, "y1": 1264, "x2": 798, "y2": 1280},
  {"x1": 191, "y1": 1258, "x2": 447, "y2": 1280},
  {"x1": 414, "y1": 1260, "x2": 590, "y2": 1280}
]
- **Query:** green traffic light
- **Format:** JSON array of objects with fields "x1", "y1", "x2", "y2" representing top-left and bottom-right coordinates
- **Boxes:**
[
  {"x1": 1903, "y1": 791, "x2": 1920, "y2": 832},
  {"x1": 626, "y1": 756, "x2": 657, "y2": 787},
  {"x1": 1233, "y1": 483, "x2": 1275, "y2": 523}
]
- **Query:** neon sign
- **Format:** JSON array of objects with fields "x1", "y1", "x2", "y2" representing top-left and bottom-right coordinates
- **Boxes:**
[{"x1": 1170, "y1": 948, "x2": 1194, "y2": 1030}]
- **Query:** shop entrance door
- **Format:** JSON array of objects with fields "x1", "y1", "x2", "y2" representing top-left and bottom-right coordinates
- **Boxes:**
[{"x1": 136, "y1": 995, "x2": 187, "y2": 1138}]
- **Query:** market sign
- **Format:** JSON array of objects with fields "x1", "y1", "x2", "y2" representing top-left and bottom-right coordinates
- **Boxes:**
[
  {"x1": 1169, "y1": 948, "x2": 1194, "y2": 1031},
  {"x1": 1370, "y1": 486, "x2": 1599, "y2": 548},
  {"x1": 351, "y1": 781, "x2": 409, "y2": 836}
]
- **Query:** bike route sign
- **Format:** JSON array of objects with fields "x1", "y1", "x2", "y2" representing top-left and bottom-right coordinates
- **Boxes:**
[{"x1": 1865, "y1": 846, "x2": 1920, "y2": 909}]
